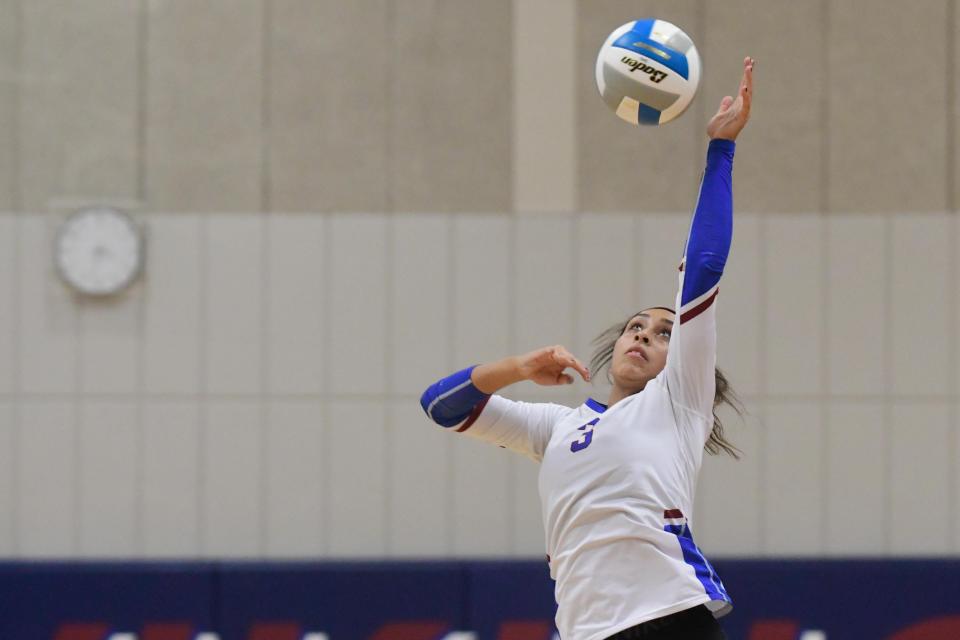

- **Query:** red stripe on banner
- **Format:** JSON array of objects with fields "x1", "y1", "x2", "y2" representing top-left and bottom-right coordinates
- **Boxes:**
[
  {"x1": 369, "y1": 622, "x2": 448, "y2": 640},
  {"x1": 248, "y1": 622, "x2": 300, "y2": 640},
  {"x1": 457, "y1": 396, "x2": 490, "y2": 432},
  {"x1": 142, "y1": 623, "x2": 194, "y2": 640},
  {"x1": 680, "y1": 289, "x2": 718, "y2": 324},
  {"x1": 664, "y1": 509, "x2": 684, "y2": 519},
  {"x1": 498, "y1": 621, "x2": 553, "y2": 640},
  {"x1": 747, "y1": 621, "x2": 798, "y2": 640},
  {"x1": 53, "y1": 624, "x2": 110, "y2": 640},
  {"x1": 889, "y1": 616, "x2": 960, "y2": 640}
]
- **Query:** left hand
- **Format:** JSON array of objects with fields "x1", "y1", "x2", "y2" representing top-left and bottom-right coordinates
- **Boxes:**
[{"x1": 707, "y1": 56, "x2": 754, "y2": 141}]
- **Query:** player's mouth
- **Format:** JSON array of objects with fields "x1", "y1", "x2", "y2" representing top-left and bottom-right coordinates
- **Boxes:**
[{"x1": 626, "y1": 346, "x2": 648, "y2": 362}]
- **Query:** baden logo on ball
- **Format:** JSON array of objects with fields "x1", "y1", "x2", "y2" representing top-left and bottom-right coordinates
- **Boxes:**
[{"x1": 596, "y1": 18, "x2": 701, "y2": 126}]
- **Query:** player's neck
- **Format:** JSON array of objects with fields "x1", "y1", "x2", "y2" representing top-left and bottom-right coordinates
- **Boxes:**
[{"x1": 606, "y1": 381, "x2": 647, "y2": 408}]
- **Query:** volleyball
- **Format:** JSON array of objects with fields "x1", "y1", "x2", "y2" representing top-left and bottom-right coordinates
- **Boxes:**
[{"x1": 595, "y1": 18, "x2": 701, "y2": 126}]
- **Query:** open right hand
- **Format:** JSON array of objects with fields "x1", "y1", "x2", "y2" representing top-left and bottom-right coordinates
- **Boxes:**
[
  {"x1": 706, "y1": 56, "x2": 754, "y2": 141},
  {"x1": 516, "y1": 345, "x2": 591, "y2": 386}
]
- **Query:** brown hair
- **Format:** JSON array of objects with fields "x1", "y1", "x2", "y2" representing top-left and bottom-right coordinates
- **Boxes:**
[{"x1": 589, "y1": 310, "x2": 743, "y2": 459}]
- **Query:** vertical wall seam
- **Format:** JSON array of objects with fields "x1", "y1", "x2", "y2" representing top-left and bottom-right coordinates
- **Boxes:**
[
  {"x1": 818, "y1": 0, "x2": 831, "y2": 556},
  {"x1": 134, "y1": 261, "x2": 146, "y2": 555},
  {"x1": 382, "y1": 0, "x2": 397, "y2": 556},
  {"x1": 258, "y1": 214, "x2": 270, "y2": 557},
  {"x1": 881, "y1": 213, "x2": 892, "y2": 553},
  {"x1": 948, "y1": 0, "x2": 956, "y2": 216},
  {"x1": 507, "y1": 214, "x2": 517, "y2": 553},
  {"x1": 10, "y1": 0, "x2": 23, "y2": 555},
  {"x1": 820, "y1": 0, "x2": 831, "y2": 216},
  {"x1": 257, "y1": 0, "x2": 273, "y2": 559},
  {"x1": 570, "y1": 1, "x2": 579, "y2": 214},
  {"x1": 819, "y1": 213, "x2": 830, "y2": 555},
  {"x1": 444, "y1": 215, "x2": 456, "y2": 555},
  {"x1": 693, "y1": 1, "x2": 707, "y2": 171},
  {"x1": 320, "y1": 213, "x2": 332, "y2": 555},
  {"x1": 571, "y1": 212, "x2": 580, "y2": 398},
  {"x1": 947, "y1": 0, "x2": 958, "y2": 552},
  {"x1": 383, "y1": 214, "x2": 394, "y2": 557},
  {"x1": 136, "y1": 0, "x2": 148, "y2": 206},
  {"x1": 10, "y1": 215, "x2": 20, "y2": 554},
  {"x1": 757, "y1": 216, "x2": 768, "y2": 554},
  {"x1": 261, "y1": 0, "x2": 272, "y2": 214},
  {"x1": 384, "y1": 0, "x2": 395, "y2": 215},
  {"x1": 197, "y1": 215, "x2": 208, "y2": 556},
  {"x1": 73, "y1": 257, "x2": 83, "y2": 555},
  {"x1": 949, "y1": 209, "x2": 959, "y2": 551},
  {"x1": 134, "y1": 0, "x2": 151, "y2": 539}
]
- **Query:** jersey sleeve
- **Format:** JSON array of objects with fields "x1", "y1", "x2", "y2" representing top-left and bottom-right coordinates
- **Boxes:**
[
  {"x1": 455, "y1": 395, "x2": 570, "y2": 463},
  {"x1": 663, "y1": 139, "x2": 735, "y2": 418}
]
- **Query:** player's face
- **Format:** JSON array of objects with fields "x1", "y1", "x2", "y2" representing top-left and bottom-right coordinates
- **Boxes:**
[{"x1": 609, "y1": 308, "x2": 673, "y2": 391}]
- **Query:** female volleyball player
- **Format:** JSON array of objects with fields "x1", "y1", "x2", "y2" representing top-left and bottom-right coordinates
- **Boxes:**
[{"x1": 421, "y1": 57, "x2": 754, "y2": 640}]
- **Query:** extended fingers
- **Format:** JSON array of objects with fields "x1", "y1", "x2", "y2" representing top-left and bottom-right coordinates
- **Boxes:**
[
  {"x1": 550, "y1": 346, "x2": 591, "y2": 382},
  {"x1": 739, "y1": 56, "x2": 754, "y2": 114}
]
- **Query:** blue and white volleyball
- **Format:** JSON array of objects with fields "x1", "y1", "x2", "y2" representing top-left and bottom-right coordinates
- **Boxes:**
[{"x1": 595, "y1": 19, "x2": 701, "y2": 126}]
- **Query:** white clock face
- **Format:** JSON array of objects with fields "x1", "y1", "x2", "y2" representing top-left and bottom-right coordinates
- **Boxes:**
[{"x1": 55, "y1": 208, "x2": 143, "y2": 296}]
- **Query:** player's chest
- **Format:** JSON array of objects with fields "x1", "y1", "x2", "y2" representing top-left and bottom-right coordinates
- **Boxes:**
[{"x1": 544, "y1": 396, "x2": 679, "y2": 471}]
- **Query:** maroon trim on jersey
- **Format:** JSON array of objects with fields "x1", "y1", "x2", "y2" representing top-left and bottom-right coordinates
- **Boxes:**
[
  {"x1": 664, "y1": 509, "x2": 684, "y2": 519},
  {"x1": 456, "y1": 396, "x2": 490, "y2": 433},
  {"x1": 679, "y1": 288, "x2": 719, "y2": 324}
]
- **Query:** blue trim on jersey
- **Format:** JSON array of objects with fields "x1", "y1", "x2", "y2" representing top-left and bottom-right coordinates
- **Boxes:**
[
  {"x1": 611, "y1": 19, "x2": 690, "y2": 79},
  {"x1": 585, "y1": 398, "x2": 607, "y2": 413},
  {"x1": 680, "y1": 139, "x2": 735, "y2": 307},
  {"x1": 637, "y1": 103, "x2": 662, "y2": 125},
  {"x1": 665, "y1": 523, "x2": 731, "y2": 605},
  {"x1": 420, "y1": 366, "x2": 491, "y2": 428}
]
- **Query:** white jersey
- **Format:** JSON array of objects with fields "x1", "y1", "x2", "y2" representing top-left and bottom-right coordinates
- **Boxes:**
[{"x1": 453, "y1": 277, "x2": 731, "y2": 640}]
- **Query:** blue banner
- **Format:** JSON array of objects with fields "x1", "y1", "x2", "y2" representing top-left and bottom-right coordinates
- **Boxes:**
[{"x1": 0, "y1": 560, "x2": 958, "y2": 639}]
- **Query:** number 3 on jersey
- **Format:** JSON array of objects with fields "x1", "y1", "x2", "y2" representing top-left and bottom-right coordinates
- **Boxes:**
[{"x1": 570, "y1": 417, "x2": 600, "y2": 452}]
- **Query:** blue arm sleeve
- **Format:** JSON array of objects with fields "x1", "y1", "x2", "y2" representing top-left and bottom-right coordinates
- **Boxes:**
[
  {"x1": 680, "y1": 138, "x2": 735, "y2": 307},
  {"x1": 420, "y1": 366, "x2": 491, "y2": 428}
]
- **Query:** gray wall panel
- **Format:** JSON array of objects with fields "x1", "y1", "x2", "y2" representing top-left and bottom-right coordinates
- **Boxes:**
[
  {"x1": 514, "y1": 0, "x2": 577, "y2": 213},
  {"x1": 0, "y1": 403, "x2": 12, "y2": 553},
  {"x1": 825, "y1": 403, "x2": 885, "y2": 554},
  {"x1": 18, "y1": 216, "x2": 78, "y2": 393},
  {"x1": 78, "y1": 402, "x2": 138, "y2": 557},
  {"x1": 890, "y1": 404, "x2": 951, "y2": 553},
  {"x1": 78, "y1": 295, "x2": 140, "y2": 395},
  {"x1": 264, "y1": 401, "x2": 324, "y2": 557},
  {"x1": 19, "y1": 0, "x2": 138, "y2": 211},
  {"x1": 578, "y1": 1, "x2": 702, "y2": 212},
  {"x1": 142, "y1": 402, "x2": 200, "y2": 557},
  {"x1": 703, "y1": 0, "x2": 823, "y2": 212},
  {"x1": 145, "y1": 0, "x2": 262, "y2": 211},
  {"x1": 0, "y1": 0, "x2": 18, "y2": 209},
  {"x1": 0, "y1": 215, "x2": 13, "y2": 393},
  {"x1": 18, "y1": 401, "x2": 76, "y2": 556},
  {"x1": 203, "y1": 401, "x2": 263, "y2": 556},
  {"x1": 391, "y1": 0, "x2": 512, "y2": 212},
  {"x1": 828, "y1": 0, "x2": 948, "y2": 212},
  {"x1": 695, "y1": 406, "x2": 762, "y2": 555},
  {"x1": 268, "y1": 0, "x2": 388, "y2": 212}
]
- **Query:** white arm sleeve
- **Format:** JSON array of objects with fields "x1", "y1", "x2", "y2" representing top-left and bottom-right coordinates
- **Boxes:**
[
  {"x1": 663, "y1": 270, "x2": 718, "y2": 419},
  {"x1": 455, "y1": 395, "x2": 572, "y2": 463}
]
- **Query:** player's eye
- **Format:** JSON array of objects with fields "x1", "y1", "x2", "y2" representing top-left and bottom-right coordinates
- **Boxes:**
[{"x1": 659, "y1": 329, "x2": 672, "y2": 339}]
